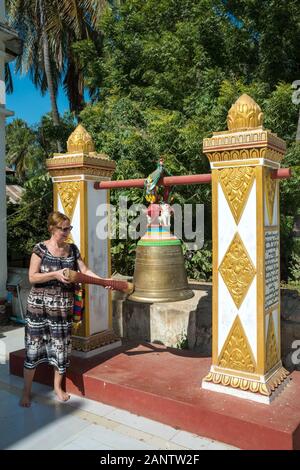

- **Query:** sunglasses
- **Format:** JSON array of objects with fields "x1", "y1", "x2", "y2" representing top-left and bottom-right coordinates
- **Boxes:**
[{"x1": 57, "y1": 225, "x2": 73, "y2": 233}]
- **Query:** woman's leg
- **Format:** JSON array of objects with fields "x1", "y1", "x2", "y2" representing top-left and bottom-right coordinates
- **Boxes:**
[
  {"x1": 54, "y1": 369, "x2": 70, "y2": 401},
  {"x1": 20, "y1": 368, "x2": 36, "y2": 407}
]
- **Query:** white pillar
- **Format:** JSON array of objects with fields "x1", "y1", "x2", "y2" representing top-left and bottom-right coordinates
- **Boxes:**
[
  {"x1": 0, "y1": 33, "x2": 7, "y2": 301},
  {"x1": 202, "y1": 94, "x2": 290, "y2": 404},
  {"x1": 0, "y1": 3, "x2": 21, "y2": 305},
  {"x1": 0, "y1": 2, "x2": 5, "y2": 21},
  {"x1": 46, "y1": 124, "x2": 121, "y2": 355},
  {"x1": 0, "y1": 113, "x2": 6, "y2": 301}
]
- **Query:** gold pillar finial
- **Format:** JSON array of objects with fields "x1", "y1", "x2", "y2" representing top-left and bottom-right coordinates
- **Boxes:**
[
  {"x1": 67, "y1": 124, "x2": 95, "y2": 153},
  {"x1": 227, "y1": 94, "x2": 264, "y2": 131}
]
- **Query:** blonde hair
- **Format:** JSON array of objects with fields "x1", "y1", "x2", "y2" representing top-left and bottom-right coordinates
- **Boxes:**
[{"x1": 48, "y1": 211, "x2": 70, "y2": 233}]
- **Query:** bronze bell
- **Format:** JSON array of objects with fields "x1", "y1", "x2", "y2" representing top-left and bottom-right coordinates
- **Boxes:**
[
  {"x1": 129, "y1": 159, "x2": 194, "y2": 303},
  {"x1": 129, "y1": 239, "x2": 194, "y2": 303}
]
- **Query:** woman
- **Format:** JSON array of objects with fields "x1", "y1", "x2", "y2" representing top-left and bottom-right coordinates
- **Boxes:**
[{"x1": 20, "y1": 211, "x2": 111, "y2": 407}]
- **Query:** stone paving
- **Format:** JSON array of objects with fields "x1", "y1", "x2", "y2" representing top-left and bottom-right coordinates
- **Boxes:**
[{"x1": 0, "y1": 327, "x2": 237, "y2": 450}]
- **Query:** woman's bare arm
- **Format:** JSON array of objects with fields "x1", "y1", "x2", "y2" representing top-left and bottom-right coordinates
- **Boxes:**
[
  {"x1": 77, "y1": 258, "x2": 103, "y2": 279},
  {"x1": 76, "y1": 258, "x2": 114, "y2": 290},
  {"x1": 29, "y1": 253, "x2": 70, "y2": 284}
]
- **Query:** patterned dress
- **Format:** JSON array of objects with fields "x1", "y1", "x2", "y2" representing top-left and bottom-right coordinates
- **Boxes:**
[{"x1": 24, "y1": 242, "x2": 80, "y2": 375}]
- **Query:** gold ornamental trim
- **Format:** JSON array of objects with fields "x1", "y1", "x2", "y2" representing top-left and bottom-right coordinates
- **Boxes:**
[
  {"x1": 71, "y1": 329, "x2": 120, "y2": 352},
  {"x1": 47, "y1": 154, "x2": 115, "y2": 169},
  {"x1": 206, "y1": 147, "x2": 284, "y2": 164},
  {"x1": 203, "y1": 132, "x2": 285, "y2": 153},
  {"x1": 218, "y1": 315, "x2": 256, "y2": 373},
  {"x1": 56, "y1": 181, "x2": 80, "y2": 245},
  {"x1": 211, "y1": 172, "x2": 219, "y2": 364},
  {"x1": 265, "y1": 169, "x2": 277, "y2": 225},
  {"x1": 203, "y1": 365, "x2": 289, "y2": 396},
  {"x1": 266, "y1": 312, "x2": 279, "y2": 372},
  {"x1": 48, "y1": 167, "x2": 115, "y2": 178},
  {"x1": 227, "y1": 94, "x2": 263, "y2": 131},
  {"x1": 203, "y1": 94, "x2": 286, "y2": 157},
  {"x1": 218, "y1": 166, "x2": 255, "y2": 224},
  {"x1": 265, "y1": 304, "x2": 279, "y2": 317},
  {"x1": 57, "y1": 181, "x2": 80, "y2": 221},
  {"x1": 219, "y1": 233, "x2": 256, "y2": 309},
  {"x1": 213, "y1": 159, "x2": 260, "y2": 168},
  {"x1": 67, "y1": 124, "x2": 95, "y2": 153},
  {"x1": 262, "y1": 148, "x2": 285, "y2": 163}
]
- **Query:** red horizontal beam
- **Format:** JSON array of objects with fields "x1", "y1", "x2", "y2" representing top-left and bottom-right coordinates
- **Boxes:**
[
  {"x1": 94, "y1": 168, "x2": 291, "y2": 190},
  {"x1": 94, "y1": 174, "x2": 212, "y2": 190},
  {"x1": 94, "y1": 178, "x2": 145, "y2": 189},
  {"x1": 271, "y1": 168, "x2": 292, "y2": 180}
]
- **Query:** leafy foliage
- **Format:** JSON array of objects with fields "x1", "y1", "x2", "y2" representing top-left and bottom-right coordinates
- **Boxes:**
[
  {"x1": 7, "y1": 175, "x2": 53, "y2": 262},
  {"x1": 6, "y1": 113, "x2": 76, "y2": 262},
  {"x1": 6, "y1": 0, "x2": 300, "y2": 282},
  {"x1": 7, "y1": 0, "x2": 106, "y2": 117},
  {"x1": 76, "y1": 1, "x2": 300, "y2": 281},
  {"x1": 6, "y1": 114, "x2": 76, "y2": 184}
]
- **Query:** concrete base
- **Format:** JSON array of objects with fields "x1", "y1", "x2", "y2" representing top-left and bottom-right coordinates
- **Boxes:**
[
  {"x1": 72, "y1": 340, "x2": 122, "y2": 358},
  {"x1": 113, "y1": 282, "x2": 300, "y2": 373},
  {"x1": 113, "y1": 282, "x2": 212, "y2": 349},
  {"x1": 9, "y1": 343, "x2": 300, "y2": 450}
]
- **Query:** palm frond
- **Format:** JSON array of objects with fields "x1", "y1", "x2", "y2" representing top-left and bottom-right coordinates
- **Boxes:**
[{"x1": 5, "y1": 64, "x2": 13, "y2": 93}]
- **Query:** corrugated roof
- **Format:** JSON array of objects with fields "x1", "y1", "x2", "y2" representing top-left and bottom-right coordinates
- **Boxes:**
[
  {"x1": 6, "y1": 185, "x2": 24, "y2": 204},
  {"x1": 6, "y1": 166, "x2": 15, "y2": 174}
]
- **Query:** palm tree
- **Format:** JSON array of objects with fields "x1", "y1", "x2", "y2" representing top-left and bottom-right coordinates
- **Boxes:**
[
  {"x1": 6, "y1": 119, "x2": 41, "y2": 181},
  {"x1": 46, "y1": 0, "x2": 106, "y2": 114},
  {"x1": 6, "y1": 0, "x2": 106, "y2": 149}
]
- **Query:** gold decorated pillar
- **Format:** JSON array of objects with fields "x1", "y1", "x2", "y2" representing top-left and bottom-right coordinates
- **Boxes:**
[
  {"x1": 202, "y1": 94, "x2": 290, "y2": 403},
  {"x1": 46, "y1": 124, "x2": 121, "y2": 356}
]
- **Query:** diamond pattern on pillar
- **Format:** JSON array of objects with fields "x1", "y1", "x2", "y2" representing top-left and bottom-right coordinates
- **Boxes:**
[
  {"x1": 57, "y1": 181, "x2": 80, "y2": 244},
  {"x1": 57, "y1": 182, "x2": 80, "y2": 220},
  {"x1": 219, "y1": 233, "x2": 256, "y2": 309},
  {"x1": 218, "y1": 315, "x2": 256, "y2": 372},
  {"x1": 265, "y1": 169, "x2": 276, "y2": 226},
  {"x1": 265, "y1": 312, "x2": 278, "y2": 371},
  {"x1": 219, "y1": 167, "x2": 255, "y2": 224}
]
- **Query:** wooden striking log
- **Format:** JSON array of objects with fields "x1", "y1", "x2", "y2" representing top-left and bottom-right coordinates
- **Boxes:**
[{"x1": 63, "y1": 269, "x2": 134, "y2": 294}]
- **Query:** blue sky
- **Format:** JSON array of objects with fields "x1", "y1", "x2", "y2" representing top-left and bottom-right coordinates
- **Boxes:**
[{"x1": 6, "y1": 68, "x2": 70, "y2": 126}]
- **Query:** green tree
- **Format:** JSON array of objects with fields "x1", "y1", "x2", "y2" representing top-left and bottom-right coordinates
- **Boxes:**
[
  {"x1": 7, "y1": 174, "x2": 53, "y2": 263},
  {"x1": 223, "y1": 0, "x2": 300, "y2": 85},
  {"x1": 7, "y1": 0, "x2": 106, "y2": 139},
  {"x1": 6, "y1": 114, "x2": 76, "y2": 183},
  {"x1": 76, "y1": 0, "x2": 300, "y2": 281},
  {"x1": 6, "y1": 119, "x2": 42, "y2": 182}
]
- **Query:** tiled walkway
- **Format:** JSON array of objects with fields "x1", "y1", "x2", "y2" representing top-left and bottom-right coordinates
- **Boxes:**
[{"x1": 0, "y1": 328, "x2": 237, "y2": 450}]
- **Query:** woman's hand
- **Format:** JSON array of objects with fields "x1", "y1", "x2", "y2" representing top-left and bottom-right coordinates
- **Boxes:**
[
  {"x1": 105, "y1": 285, "x2": 114, "y2": 290},
  {"x1": 55, "y1": 269, "x2": 71, "y2": 284}
]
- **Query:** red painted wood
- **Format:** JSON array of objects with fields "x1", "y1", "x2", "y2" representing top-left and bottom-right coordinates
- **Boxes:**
[
  {"x1": 271, "y1": 168, "x2": 292, "y2": 180},
  {"x1": 94, "y1": 179, "x2": 145, "y2": 189},
  {"x1": 70, "y1": 271, "x2": 130, "y2": 292},
  {"x1": 10, "y1": 345, "x2": 300, "y2": 450},
  {"x1": 94, "y1": 174, "x2": 212, "y2": 190},
  {"x1": 94, "y1": 168, "x2": 291, "y2": 190}
]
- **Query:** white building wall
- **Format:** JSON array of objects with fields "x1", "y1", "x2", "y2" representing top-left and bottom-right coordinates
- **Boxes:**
[
  {"x1": 0, "y1": 3, "x2": 20, "y2": 302},
  {"x1": 0, "y1": 32, "x2": 7, "y2": 299},
  {"x1": 0, "y1": 113, "x2": 6, "y2": 300},
  {"x1": 0, "y1": 2, "x2": 4, "y2": 21}
]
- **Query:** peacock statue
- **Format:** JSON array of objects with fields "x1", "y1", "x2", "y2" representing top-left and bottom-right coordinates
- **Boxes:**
[{"x1": 144, "y1": 158, "x2": 171, "y2": 203}]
